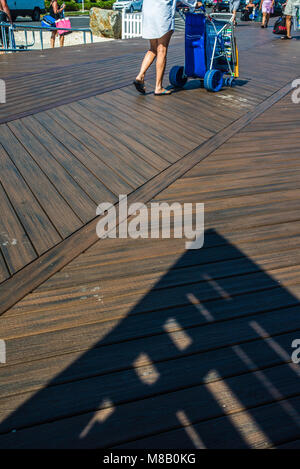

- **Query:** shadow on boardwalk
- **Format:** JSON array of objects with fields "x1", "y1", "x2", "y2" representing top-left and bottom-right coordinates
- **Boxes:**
[{"x1": 0, "y1": 229, "x2": 300, "y2": 448}]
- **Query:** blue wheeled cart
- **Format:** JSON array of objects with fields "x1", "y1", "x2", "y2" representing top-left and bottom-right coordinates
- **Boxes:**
[{"x1": 170, "y1": 9, "x2": 239, "y2": 92}]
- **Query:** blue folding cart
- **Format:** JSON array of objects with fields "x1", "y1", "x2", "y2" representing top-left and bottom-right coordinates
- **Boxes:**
[{"x1": 169, "y1": 9, "x2": 239, "y2": 92}]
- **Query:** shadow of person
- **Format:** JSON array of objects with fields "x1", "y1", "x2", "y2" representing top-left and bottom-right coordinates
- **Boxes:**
[{"x1": 0, "y1": 229, "x2": 300, "y2": 448}]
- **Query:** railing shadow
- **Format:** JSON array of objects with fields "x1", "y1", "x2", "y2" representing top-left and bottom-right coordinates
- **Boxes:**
[{"x1": 0, "y1": 229, "x2": 300, "y2": 448}]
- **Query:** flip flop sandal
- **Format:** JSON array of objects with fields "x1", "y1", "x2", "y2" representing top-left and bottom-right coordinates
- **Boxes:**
[
  {"x1": 281, "y1": 36, "x2": 292, "y2": 39},
  {"x1": 154, "y1": 90, "x2": 172, "y2": 96},
  {"x1": 133, "y1": 80, "x2": 146, "y2": 94}
]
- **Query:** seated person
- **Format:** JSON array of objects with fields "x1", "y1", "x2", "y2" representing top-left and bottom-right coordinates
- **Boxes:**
[{"x1": 242, "y1": 0, "x2": 257, "y2": 19}]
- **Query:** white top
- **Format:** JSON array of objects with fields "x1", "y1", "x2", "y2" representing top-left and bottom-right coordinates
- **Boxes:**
[{"x1": 142, "y1": 0, "x2": 197, "y2": 39}]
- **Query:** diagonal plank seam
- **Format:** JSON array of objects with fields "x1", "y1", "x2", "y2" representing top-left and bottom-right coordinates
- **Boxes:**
[{"x1": 0, "y1": 77, "x2": 297, "y2": 316}]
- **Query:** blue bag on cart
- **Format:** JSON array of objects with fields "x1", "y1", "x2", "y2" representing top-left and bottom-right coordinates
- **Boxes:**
[
  {"x1": 185, "y1": 12, "x2": 206, "y2": 78},
  {"x1": 41, "y1": 15, "x2": 56, "y2": 29}
]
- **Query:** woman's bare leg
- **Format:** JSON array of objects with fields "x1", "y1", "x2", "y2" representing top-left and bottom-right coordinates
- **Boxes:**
[
  {"x1": 261, "y1": 12, "x2": 267, "y2": 26},
  {"x1": 265, "y1": 12, "x2": 270, "y2": 26},
  {"x1": 60, "y1": 34, "x2": 65, "y2": 47},
  {"x1": 136, "y1": 39, "x2": 157, "y2": 82},
  {"x1": 286, "y1": 15, "x2": 292, "y2": 37},
  {"x1": 155, "y1": 30, "x2": 173, "y2": 94},
  {"x1": 50, "y1": 31, "x2": 56, "y2": 48}
]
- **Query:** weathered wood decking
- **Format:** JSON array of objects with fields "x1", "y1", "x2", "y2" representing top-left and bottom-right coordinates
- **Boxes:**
[{"x1": 0, "y1": 22, "x2": 300, "y2": 448}]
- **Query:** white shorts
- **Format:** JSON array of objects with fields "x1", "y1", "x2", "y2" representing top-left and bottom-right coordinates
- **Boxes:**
[{"x1": 284, "y1": 0, "x2": 300, "y2": 16}]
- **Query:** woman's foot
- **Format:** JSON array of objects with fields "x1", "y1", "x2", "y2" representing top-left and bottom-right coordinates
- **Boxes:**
[
  {"x1": 133, "y1": 78, "x2": 146, "y2": 94},
  {"x1": 154, "y1": 88, "x2": 172, "y2": 96},
  {"x1": 281, "y1": 35, "x2": 292, "y2": 39}
]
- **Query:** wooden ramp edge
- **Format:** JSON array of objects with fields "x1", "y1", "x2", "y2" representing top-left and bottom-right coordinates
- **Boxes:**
[{"x1": 0, "y1": 78, "x2": 295, "y2": 317}]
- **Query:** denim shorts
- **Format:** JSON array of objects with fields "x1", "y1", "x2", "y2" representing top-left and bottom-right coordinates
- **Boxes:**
[{"x1": 230, "y1": 0, "x2": 241, "y2": 12}]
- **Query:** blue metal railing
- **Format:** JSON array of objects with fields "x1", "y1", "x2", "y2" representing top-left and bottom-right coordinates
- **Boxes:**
[{"x1": 0, "y1": 21, "x2": 93, "y2": 52}]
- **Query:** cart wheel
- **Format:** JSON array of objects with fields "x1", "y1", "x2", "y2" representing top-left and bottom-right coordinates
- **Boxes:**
[
  {"x1": 204, "y1": 70, "x2": 224, "y2": 92},
  {"x1": 226, "y1": 77, "x2": 236, "y2": 87},
  {"x1": 169, "y1": 66, "x2": 188, "y2": 88}
]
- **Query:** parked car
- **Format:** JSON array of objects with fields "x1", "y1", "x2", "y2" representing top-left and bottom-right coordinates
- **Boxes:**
[
  {"x1": 113, "y1": 0, "x2": 143, "y2": 13},
  {"x1": 7, "y1": 0, "x2": 45, "y2": 21},
  {"x1": 214, "y1": 0, "x2": 230, "y2": 12}
]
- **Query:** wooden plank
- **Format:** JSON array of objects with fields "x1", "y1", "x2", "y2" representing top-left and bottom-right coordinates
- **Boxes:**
[
  {"x1": 0, "y1": 78, "x2": 294, "y2": 315},
  {"x1": 3, "y1": 299, "x2": 300, "y2": 367},
  {"x1": 0, "y1": 145, "x2": 58, "y2": 262},
  {"x1": 0, "y1": 252, "x2": 9, "y2": 284},
  {"x1": 0, "y1": 364, "x2": 299, "y2": 448},
  {"x1": 98, "y1": 90, "x2": 208, "y2": 143},
  {"x1": 86, "y1": 95, "x2": 199, "y2": 153},
  {"x1": 72, "y1": 100, "x2": 167, "y2": 176},
  {"x1": 1, "y1": 25, "x2": 298, "y2": 125},
  {"x1": 47, "y1": 108, "x2": 138, "y2": 191},
  {"x1": 36, "y1": 110, "x2": 131, "y2": 196},
  {"x1": 3, "y1": 242, "x2": 300, "y2": 340},
  {"x1": 67, "y1": 101, "x2": 183, "y2": 164},
  {"x1": 275, "y1": 439, "x2": 300, "y2": 449},
  {"x1": 116, "y1": 396, "x2": 300, "y2": 449},
  {"x1": 0, "y1": 325, "x2": 296, "y2": 399},
  {"x1": 7, "y1": 120, "x2": 97, "y2": 222},
  {"x1": 21, "y1": 115, "x2": 117, "y2": 207},
  {"x1": 0, "y1": 181, "x2": 37, "y2": 274},
  {"x1": 31, "y1": 232, "x2": 300, "y2": 297},
  {"x1": 0, "y1": 42, "x2": 184, "y2": 124},
  {"x1": 0, "y1": 124, "x2": 82, "y2": 239}
]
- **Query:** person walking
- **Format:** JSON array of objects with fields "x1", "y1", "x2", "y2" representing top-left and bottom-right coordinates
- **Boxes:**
[
  {"x1": 0, "y1": 0, "x2": 13, "y2": 52},
  {"x1": 259, "y1": 0, "x2": 274, "y2": 27},
  {"x1": 49, "y1": 0, "x2": 66, "y2": 48},
  {"x1": 134, "y1": 0, "x2": 203, "y2": 96},
  {"x1": 230, "y1": 0, "x2": 241, "y2": 25},
  {"x1": 282, "y1": 0, "x2": 300, "y2": 38}
]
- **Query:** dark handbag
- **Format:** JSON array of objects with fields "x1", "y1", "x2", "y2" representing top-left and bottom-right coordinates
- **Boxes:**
[{"x1": 273, "y1": 16, "x2": 287, "y2": 35}]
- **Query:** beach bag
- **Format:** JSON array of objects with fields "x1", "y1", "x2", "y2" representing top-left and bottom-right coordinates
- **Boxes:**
[
  {"x1": 41, "y1": 15, "x2": 56, "y2": 29},
  {"x1": 273, "y1": 16, "x2": 287, "y2": 34},
  {"x1": 55, "y1": 17, "x2": 71, "y2": 35}
]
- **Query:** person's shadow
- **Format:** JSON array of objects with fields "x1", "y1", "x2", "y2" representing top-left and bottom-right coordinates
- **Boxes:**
[{"x1": 0, "y1": 229, "x2": 300, "y2": 448}]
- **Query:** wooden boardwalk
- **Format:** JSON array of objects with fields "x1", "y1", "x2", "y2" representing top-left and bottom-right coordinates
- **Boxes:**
[{"x1": 0, "y1": 21, "x2": 300, "y2": 448}]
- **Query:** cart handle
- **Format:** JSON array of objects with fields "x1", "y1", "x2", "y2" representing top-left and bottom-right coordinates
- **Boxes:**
[{"x1": 209, "y1": 12, "x2": 235, "y2": 22}]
